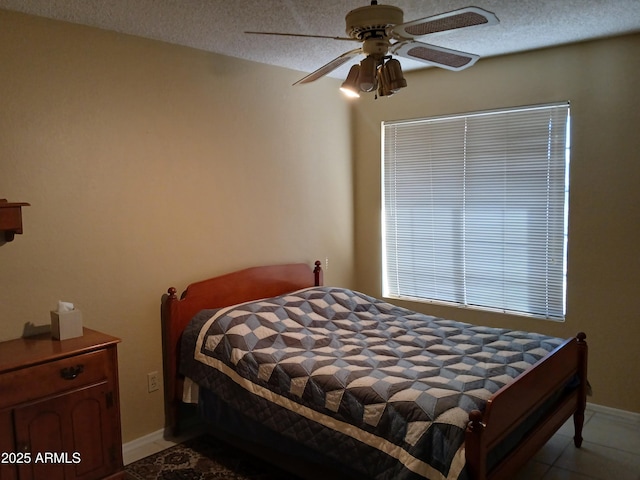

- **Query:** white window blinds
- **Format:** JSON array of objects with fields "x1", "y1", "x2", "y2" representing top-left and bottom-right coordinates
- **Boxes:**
[{"x1": 382, "y1": 103, "x2": 570, "y2": 320}]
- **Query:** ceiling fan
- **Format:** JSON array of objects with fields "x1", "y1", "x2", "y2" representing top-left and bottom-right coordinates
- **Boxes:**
[{"x1": 246, "y1": 1, "x2": 499, "y2": 98}]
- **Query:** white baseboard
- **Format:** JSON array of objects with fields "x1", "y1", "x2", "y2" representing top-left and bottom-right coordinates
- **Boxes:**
[
  {"x1": 122, "y1": 428, "x2": 166, "y2": 456},
  {"x1": 122, "y1": 425, "x2": 205, "y2": 465},
  {"x1": 587, "y1": 402, "x2": 640, "y2": 422}
]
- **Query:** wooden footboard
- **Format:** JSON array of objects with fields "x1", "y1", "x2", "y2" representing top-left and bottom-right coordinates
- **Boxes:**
[
  {"x1": 161, "y1": 261, "x2": 322, "y2": 435},
  {"x1": 465, "y1": 332, "x2": 588, "y2": 480}
]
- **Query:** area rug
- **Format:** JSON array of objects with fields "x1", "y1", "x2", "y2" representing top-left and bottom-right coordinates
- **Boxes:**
[{"x1": 125, "y1": 435, "x2": 300, "y2": 480}]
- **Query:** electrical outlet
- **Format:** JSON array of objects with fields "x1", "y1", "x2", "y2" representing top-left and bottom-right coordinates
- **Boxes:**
[{"x1": 147, "y1": 371, "x2": 159, "y2": 392}]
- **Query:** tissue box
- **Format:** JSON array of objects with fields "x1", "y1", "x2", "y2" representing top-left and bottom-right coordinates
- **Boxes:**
[{"x1": 50, "y1": 310, "x2": 83, "y2": 340}]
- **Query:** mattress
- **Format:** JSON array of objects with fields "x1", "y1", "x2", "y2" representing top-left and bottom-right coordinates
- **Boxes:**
[{"x1": 180, "y1": 287, "x2": 564, "y2": 480}]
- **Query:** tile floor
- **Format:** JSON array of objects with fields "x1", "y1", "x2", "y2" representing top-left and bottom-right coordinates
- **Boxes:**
[
  {"x1": 513, "y1": 408, "x2": 640, "y2": 480},
  {"x1": 124, "y1": 406, "x2": 640, "y2": 480}
]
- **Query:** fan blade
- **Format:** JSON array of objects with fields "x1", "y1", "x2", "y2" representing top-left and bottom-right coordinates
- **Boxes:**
[
  {"x1": 391, "y1": 7, "x2": 498, "y2": 40},
  {"x1": 245, "y1": 31, "x2": 354, "y2": 41},
  {"x1": 293, "y1": 48, "x2": 362, "y2": 85},
  {"x1": 392, "y1": 41, "x2": 479, "y2": 71}
]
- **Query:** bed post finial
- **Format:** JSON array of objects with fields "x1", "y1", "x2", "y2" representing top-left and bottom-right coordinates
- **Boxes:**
[
  {"x1": 465, "y1": 409, "x2": 486, "y2": 479},
  {"x1": 468, "y1": 410, "x2": 485, "y2": 433},
  {"x1": 314, "y1": 260, "x2": 323, "y2": 286}
]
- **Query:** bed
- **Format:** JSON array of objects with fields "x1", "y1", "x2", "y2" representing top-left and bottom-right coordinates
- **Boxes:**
[{"x1": 161, "y1": 261, "x2": 588, "y2": 480}]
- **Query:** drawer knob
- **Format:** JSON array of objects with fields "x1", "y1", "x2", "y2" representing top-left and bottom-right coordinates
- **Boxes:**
[{"x1": 60, "y1": 365, "x2": 84, "y2": 380}]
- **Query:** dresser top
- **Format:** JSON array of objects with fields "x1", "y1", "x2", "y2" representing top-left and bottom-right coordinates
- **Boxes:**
[{"x1": 0, "y1": 328, "x2": 120, "y2": 374}]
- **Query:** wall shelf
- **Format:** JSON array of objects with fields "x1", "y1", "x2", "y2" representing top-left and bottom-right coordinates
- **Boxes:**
[{"x1": 0, "y1": 199, "x2": 30, "y2": 242}]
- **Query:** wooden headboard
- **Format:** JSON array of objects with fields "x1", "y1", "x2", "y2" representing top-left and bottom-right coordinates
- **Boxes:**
[{"x1": 161, "y1": 261, "x2": 323, "y2": 434}]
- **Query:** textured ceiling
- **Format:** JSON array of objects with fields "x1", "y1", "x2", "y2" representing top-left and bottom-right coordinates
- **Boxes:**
[{"x1": 2, "y1": 0, "x2": 640, "y2": 83}]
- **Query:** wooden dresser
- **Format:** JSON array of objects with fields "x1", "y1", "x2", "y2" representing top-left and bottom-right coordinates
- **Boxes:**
[{"x1": 0, "y1": 329, "x2": 124, "y2": 480}]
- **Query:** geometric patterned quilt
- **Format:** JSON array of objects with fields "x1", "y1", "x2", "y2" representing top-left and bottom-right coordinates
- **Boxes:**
[{"x1": 181, "y1": 287, "x2": 564, "y2": 480}]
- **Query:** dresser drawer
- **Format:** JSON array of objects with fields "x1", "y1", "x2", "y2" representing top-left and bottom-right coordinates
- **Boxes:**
[{"x1": 0, "y1": 349, "x2": 111, "y2": 409}]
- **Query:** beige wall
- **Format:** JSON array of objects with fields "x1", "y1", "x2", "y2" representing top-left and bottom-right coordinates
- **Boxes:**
[
  {"x1": 352, "y1": 34, "x2": 640, "y2": 413},
  {"x1": 0, "y1": 10, "x2": 354, "y2": 442}
]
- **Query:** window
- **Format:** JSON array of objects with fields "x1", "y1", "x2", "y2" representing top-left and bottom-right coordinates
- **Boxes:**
[{"x1": 382, "y1": 103, "x2": 570, "y2": 320}]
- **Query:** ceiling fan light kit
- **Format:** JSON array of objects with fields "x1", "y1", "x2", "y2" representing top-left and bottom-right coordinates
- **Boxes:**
[
  {"x1": 358, "y1": 55, "x2": 379, "y2": 92},
  {"x1": 246, "y1": 1, "x2": 499, "y2": 99},
  {"x1": 340, "y1": 56, "x2": 407, "y2": 98},
  {"x1": 340, "y1": 65, "x2": 361, "y2": 97},
  {"x1": 380, "y1": 58, "x2": 407, "y2": 94}
]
